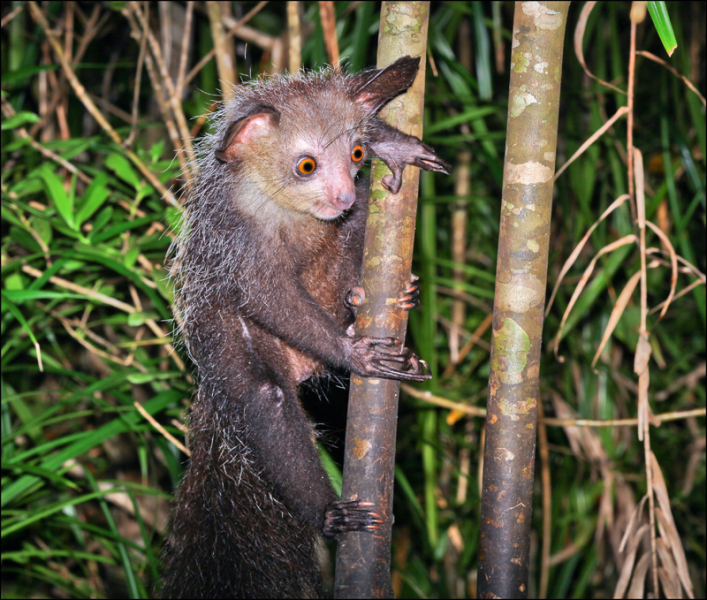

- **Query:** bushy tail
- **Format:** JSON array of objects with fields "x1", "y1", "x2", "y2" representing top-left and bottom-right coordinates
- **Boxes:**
[{"x1": 160, "y1": 402, "x2": 325, "y2": 599}]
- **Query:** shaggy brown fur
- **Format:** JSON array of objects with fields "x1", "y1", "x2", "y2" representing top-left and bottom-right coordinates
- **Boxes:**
[{"x1": 161, "y1": 57, "x2": 449, "y2": 598}]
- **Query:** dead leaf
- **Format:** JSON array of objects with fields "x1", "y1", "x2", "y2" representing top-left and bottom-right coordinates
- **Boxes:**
[
  {"x1": 656, "y1": 537, "x2": 680, "y2": 599},
  {"x1": 575, "y1": 1, "x2": 626, "y2": 94},
  {"x1": 627, "y1": 552, "x2": 651, "y2": 599},
  {"x1": 555, "y1": 109, "x2": 629, "y2": 181},
  {"x1": 636, "y1": 51, "x2": 705, "y2": 105},
  {"x1": 554, "y1": 235, "x2": 636, "y2": 361},
  {"x1": 645, "y1": 221, "x2": 678, "y2": 320},
  {"x1": 651, "y1": 453, "x2": 695, "y2": 598},
  {"x1": 634, "y1": 333, "x2": 652, "y2": 375},
  {"x1": 619, "y1": 493, "x2": 648, "y2": 553},
  {"x1": 546, "y1": 194, "x2": 630, "y2": 317},
  {"x1": 592, "y1": 270, "x2": 642, "y2": 368},
  {"x1": 614, "y1": 523, "x2": 649, "y2": 599}
]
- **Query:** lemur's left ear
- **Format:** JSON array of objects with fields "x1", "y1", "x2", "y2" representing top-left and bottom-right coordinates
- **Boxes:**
[{"x1": 349, "y1": 56, "x2": 420, "y2": 116}]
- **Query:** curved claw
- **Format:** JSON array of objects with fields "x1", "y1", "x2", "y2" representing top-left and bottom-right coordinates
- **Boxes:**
[
  {"x1": 370, "y1": 358, "x2": 431, "y2": 382},
  {"x1": 322, "y1": 500, "x2": 385, "y2": 538},
  {"x1": 412, "y1": 142, "x2": 452, "y2": 174},
  {"x1": 349, "y1": 334, "x2": 431, "y2": 381},
  {"x1": 397, "y1": 289, "x2": 420, "y2": 310},
  {"x1": 371, "y1": 348, "x2": 432, "y2": 381},
  {"x1": 373, "y1": 353, "x2": 408, "y2": 364},
  {"x1": 368, "y1": 337, "x2": 401, "y2": 348},
  {"x1": 397, "y1": 274, "x2": 421, "y2": 311},
  {"x1": 398, "y1": 298, "x2": 421, "y2": 311},
  {"x1": 379, "y1": 150, "x2": 450, "y2": 193}
]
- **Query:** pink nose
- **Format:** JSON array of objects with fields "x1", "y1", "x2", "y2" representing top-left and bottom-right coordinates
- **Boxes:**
[{"x1": 330, "y1": 188, "x2": 356, "y2": 212}]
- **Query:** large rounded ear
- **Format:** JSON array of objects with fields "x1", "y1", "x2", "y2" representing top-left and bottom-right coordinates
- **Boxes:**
[
  {"x1": 349, "y1": 56, "x2": 420, "y2": 116},
  {"x1": 215, "y1": 109, "x2": 280, "y2": 163}
]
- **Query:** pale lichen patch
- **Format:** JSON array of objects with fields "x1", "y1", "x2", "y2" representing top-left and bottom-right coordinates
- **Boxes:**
[
  {"x1": 506, "y1": 161, "x2": 553, "y2": 185},
  {"x1": 534, "y1": 61, "x2": 549, "y2": 74},
  {"x1": 498, "y1": 397, "x2": 537, "y2": 420},
  {"x1": 510, "y1": 87, "x2": 539, "y2": 118},
  {"x1": 492, "y1": 317, "x2": 531, "y2": 385},
  {"x1": 496, "y1": 272, "x2": 544, "y2": 313},
  {"x1": 512, "y1": 28, "x2": 521, "y2": 49},
  {"x1": 511, "y1": 52, "x2": 532, "y2": 73},
  {"x1": 521, "y1": 1, "x2": 563, "y2": 30}
]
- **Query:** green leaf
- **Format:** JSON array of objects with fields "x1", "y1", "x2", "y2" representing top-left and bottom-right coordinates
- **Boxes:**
[
  {"x1": 75, "y1": 173, "x2": 110, "y2": 225},
  {"x1": 50, "y1": 216, "x2": 83, "y2": 240},
  {"x1": 647, "y1": 2, "x2": 677, "y2": 56},
  {"x1": 64, "y1": 248, "x2": 169, "y2": 317},
  {"x1": 8, "y1": 226, "x2": 42, "y2": 253},
  {"x1": 435, "y1": 276, "x2": 496, "y2": 300},
  {"x1": 89, "y1": 214, "x2": 155, "y2": 244},
  {"x1": 105, "y1": 153, "x2": 141, "y2": 190},
  {"x1": 2, "y1": 290, "x2": 84, "y2": 302},
  {"x1": 1, "y1": 111, "x2": 40, "y2": 130},
  {"x1": 317, "y1": 445, "x2": 342, "y2": 496},
  {"x1": 45, "y1": 137, "x2": 95, "y2": 161},
  {"x1": 126, "y1": 371, "x2": 178, "y2": 385},
  {"x1": 435, "y1": 258, "x2": 497, "y2": 283},
  {"x1": 2, "y1": 490, "x2": 119, "y2": 537},
  {"x1": 149, "y1": 140, "x2": 165, "y2": 164},
  {"x1": 90, "y1": 206, "x2": 114, "y2": 236},
  {"x1": 2, "y1": 548, "x2": 115, "y2": 565},
  {"x1": 7, "y1": 176, "x2": 43, "y2": 199},
  {"x1": 39, "y1": 165, "x2": 74, "y2": 229},
  {"x1": 152, "y1": 265, "x2": 173, "y2": 302},
  {"x1": 4, "y1": 273, "x2": 24, "y2": 291},
  {"x1": 165, "y1": 206, "x2": 184, "y2": 235},
  {"x1": 1, "y1": 295, "x2": 41, "y2": 358},
  {"x1": 30, "y1": 216, "x2": 52, "y2": 245},
  {"x1": 1, "y1": 389, "x2": 182, "y2": 508},
  {"x1": 7, "y1": 463, "x2": 80, "y2": 491},
  {"x1": 472, "y1": 2, "x2": 492, "y2": 100},
  {"x1": 424, "y1": 106, "x2": 497, "y2": 134},
  {"x1": 1, "y1": 64, "x2": 59, "y2": 86},
  {"x1": 127, "y1": 311, "x2": 147, "y2": 326},
  {"x1": 124, "y1": 245, "x2": 139, "y2": 269}
]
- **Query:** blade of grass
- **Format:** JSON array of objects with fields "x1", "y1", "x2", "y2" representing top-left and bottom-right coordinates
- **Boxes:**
[{"x1": 646, "y1": 2, "x2": 677, "y2": 56}]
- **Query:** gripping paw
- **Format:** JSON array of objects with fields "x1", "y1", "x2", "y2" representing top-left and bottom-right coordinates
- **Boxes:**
[
  {"x1": 321, "y1": 500, "x2": 384, "y2": 538},
  {"x1": 368, "y1": 121, "x2": 451, "y2": 194},
  {"x1": 346, "y1": 276, "x2": 421, "y2": 316},
  {"x1": 380, "y1": 141, "x2": 451, "y2": 194},
  {"x1": 348, "y1": 336, "x2": 432, "y2": 382}
]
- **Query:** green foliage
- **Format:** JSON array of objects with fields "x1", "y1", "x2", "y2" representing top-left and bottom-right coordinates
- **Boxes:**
[
  {"x1": 2, "y1": 27, "x2": 184, "y2": 592},
  {"x1": 647, "y1": 1, "x2": 678, "y2": 56},
  {"x1": 2, "y1": 2, "x2": 704, "y2": 598}
]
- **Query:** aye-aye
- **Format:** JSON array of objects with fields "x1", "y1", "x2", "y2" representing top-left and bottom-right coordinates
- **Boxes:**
[{"x1": 161, "y1": 56, "x2": 450, "y2": 599}]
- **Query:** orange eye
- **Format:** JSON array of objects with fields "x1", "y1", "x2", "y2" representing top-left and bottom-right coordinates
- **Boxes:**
[
  {"x1": 297, "y1": 157, "x2": 317, "y2": 175},
  {"x1": 351, "y1": 145, "x2": 365, "y2": 163}
]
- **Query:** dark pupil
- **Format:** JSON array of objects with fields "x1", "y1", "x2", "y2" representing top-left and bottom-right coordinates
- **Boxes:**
[
  {"x1": 354, "y1": 148, "x2": 362, "y2": 159},
  {"x1": 302, "y1": 160, "x2": 313, "y2": 172}
]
